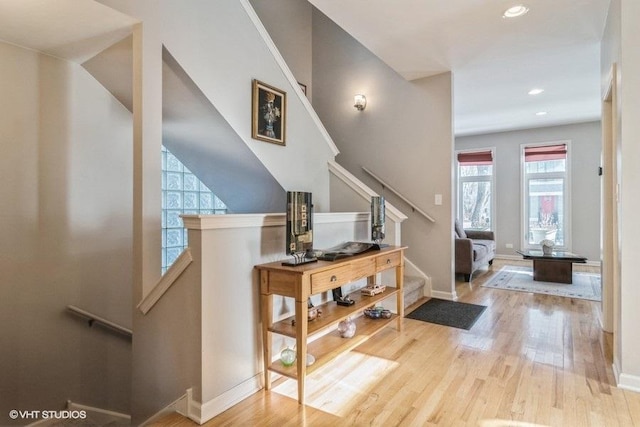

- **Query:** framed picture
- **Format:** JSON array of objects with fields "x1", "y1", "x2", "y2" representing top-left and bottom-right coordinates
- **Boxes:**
[{"x1": 252, "y1": 79, "x2": 286, "y2": 146}]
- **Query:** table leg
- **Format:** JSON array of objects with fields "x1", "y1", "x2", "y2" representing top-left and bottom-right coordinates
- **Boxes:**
[
  {"x1": 533, "y1": 259, "x2": 573, "y2": 284},
  {"x1": 260, "y1": 291, "x2": 272, "y2": 390},
  {"x1": 396, "y1": 262, "x2": 404, "y2": 331},
  {"x1": 294, "y1": 298, "x2": 307, "y2": 404}
]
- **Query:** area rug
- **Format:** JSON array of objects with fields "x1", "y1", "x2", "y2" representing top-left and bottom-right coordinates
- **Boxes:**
[
  {"x1": 406, "y1": 298, "x2": 487, "y2": 330},
  {"x1": 482, "y1": 265, "x2": 601, "y2": 301}
]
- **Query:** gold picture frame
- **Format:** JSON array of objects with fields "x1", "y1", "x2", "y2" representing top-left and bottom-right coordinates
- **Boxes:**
[{"x1": 252, "y1": 79, "x2": 286, "y2": 146}]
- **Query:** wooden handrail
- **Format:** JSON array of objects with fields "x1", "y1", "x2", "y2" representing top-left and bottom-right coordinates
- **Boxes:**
[
  {"x1": 67, "y1": 305, "x2": 132, "y2": 338},
  {"x1": 328, "y1": 161, "x2": 408, "y2": 223},
  {"x1": 362, "y1": 166, "x2": 436, "y2": 223}
]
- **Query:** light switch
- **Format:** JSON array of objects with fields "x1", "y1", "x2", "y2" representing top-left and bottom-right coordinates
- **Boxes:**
[{"x1": 435, "y1": 194, "x2": 442, "y2": 205}]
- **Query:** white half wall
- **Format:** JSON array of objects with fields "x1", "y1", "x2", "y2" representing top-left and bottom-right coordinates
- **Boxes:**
[{"x1": 182, "y1": 212, "x2": 372, "y2": 423}]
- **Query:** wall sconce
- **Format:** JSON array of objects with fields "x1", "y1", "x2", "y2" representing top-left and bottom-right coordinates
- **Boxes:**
[{"x1": 354, "y1": 94, "x2": 367, "y2": 111}]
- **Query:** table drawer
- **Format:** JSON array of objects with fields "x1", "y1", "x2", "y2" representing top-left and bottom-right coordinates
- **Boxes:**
[
  {"x1": 311, "y1": 265, "x2": 352, "y2": 294},
  {"x1": 350, "y1": 257, "x2": 376, "y2": 282},
  {"x1": 376, "y1": 251, "x2": 401, "y2": 272}
]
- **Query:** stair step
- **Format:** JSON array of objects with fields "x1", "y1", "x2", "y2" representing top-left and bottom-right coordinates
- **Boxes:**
[
  {"x1": 365, "y1": 275, "x2": 425, "y2": 313},
  {"x1": 403, "y1": 275, "x2": 426, "y2": 308}
]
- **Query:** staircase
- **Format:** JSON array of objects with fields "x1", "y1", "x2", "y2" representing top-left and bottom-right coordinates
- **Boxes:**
[{"x1": 404, "y1": 275, "x2": 427, "y2": 308}]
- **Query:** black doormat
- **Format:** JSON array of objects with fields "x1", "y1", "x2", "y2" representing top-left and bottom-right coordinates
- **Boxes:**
[{"x1": 406, "y1": 298, "x2": 487, "y2": 330}]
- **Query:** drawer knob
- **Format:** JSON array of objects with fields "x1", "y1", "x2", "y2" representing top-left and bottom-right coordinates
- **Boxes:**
[
  {"x1": 330, "y1": 275, "x2": 337, "y2": 282},
  {"x1": 386, "y1": 259, "x2": 391, "y2": 264}
]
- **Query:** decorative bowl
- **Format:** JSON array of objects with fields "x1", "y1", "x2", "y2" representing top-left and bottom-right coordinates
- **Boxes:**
[
  {"x1": 364, "y1": 306, "x2": 391, "y2": 319},
  {"x1": 364, "y1": 308, "x2": 381, "y2": 319}
]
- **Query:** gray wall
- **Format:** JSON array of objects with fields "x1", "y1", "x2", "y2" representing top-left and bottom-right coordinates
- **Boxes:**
[
  {"x1": 252, "y1": 3, "x2": 456, "y2": 295},
  {"x1": 250, "y1": 0, "x2": 313, "y2": 101},
  {"x1": 456, "y1": 121, "x2": 602, "y2": 261},
  {"x1": 311, "y1": 10, "x2": 455, "y2": 296},
  {"x1": 0, "y1": 41, "x2": 132, "y2": 424}
]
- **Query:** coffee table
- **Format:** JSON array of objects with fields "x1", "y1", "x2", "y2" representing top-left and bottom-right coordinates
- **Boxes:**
[{"x1": 516, "y1": 250, "x2": 587, "y2": 284}]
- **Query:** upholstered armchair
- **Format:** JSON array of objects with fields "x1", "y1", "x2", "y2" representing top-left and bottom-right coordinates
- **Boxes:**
[{"x1": 454, "y1": 220, "x2": 496, "y2": 282}]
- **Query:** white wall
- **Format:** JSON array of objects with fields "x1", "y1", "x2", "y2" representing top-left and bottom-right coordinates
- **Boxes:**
[
  {"x1": 456, "y1": 121, "x2": 602, "y2": 261},
  {"x1": 311, "y1": 9, "x2": 455, "y2": 297},
  {"x1": 600, "y1": 0, "x2": 622, "y2": 367},
  {"x1": 602, "y1": 0, "x2": 640, "y2": 391},
  {"x1": 96, "y1": 0, "x2": 339, "y2": 301},
  {"x1": 100, "y1": 0, "x2": 335, "y2": 213},
  {"x1": 618, "y1": 0, "x2": 640, "y2": 389},
  {"x1": 0, "y1": 41, "x2": 132, "y2": 424}
]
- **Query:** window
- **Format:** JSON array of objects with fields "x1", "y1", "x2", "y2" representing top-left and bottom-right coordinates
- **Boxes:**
[
  {"x1": 162, "y1": 145, "x2": 228, "y2": 273},
  {"x1": 457, "y1": 149, "x2": 494, "y2": 230},
  {"x1": 522, "y1": 142, "x2": 570, "y2": 249}
]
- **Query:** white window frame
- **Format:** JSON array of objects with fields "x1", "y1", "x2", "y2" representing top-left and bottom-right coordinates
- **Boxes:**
[
  {"x1": 456, "y1": 147, "x2": 496, "y2": 231},
  {"x1": 520, "y1": 140, "x2": 572, "y2": 250}
]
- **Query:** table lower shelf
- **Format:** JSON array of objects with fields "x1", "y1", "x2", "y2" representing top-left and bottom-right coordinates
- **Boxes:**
[
  {"x1": 268, "y1": 313, "x2": 398, "y2": 379},
  {"x1": 269, "y1": 287, "x2": 398, "y2": 338}
]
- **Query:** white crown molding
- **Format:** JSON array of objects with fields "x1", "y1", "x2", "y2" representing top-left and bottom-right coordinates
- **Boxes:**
[
  {"x1": 181, "y1": 212, "x2": 369, "y2": 231},
  {"x1": 182, "y1": 213, "x2": 284, "y2": 230}
]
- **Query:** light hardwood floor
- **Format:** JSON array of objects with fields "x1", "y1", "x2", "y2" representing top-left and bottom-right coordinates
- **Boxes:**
[{"x1": 151, "y1": 259, "x2": 640, "y2": 426}]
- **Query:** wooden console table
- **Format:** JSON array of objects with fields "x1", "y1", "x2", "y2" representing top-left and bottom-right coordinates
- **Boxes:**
[{"x1": 255, "y1": 245, "x2": 405, "y2": 404}]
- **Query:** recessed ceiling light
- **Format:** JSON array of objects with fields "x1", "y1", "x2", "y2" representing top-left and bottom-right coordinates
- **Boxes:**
[
  {"x1": 535, "y1": 111, "x2": 548, "y2": 116},
  {"x1": 503, "y1": 5, "x2": 529, "y2": 18},
  {"x1": 528, "y1": 88, "x2": 544, "y2": 95}
]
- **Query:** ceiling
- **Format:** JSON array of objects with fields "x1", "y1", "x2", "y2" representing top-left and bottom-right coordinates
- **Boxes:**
[
  {"x1": 0, "y1": 0, "x2": 610, "y2": 137},
  {"x1": 0, "y1": 0, "x2": 137, "y2": 63},
  {"x1": 308, "y1": 0, "x2": 611, "y2": 136}
]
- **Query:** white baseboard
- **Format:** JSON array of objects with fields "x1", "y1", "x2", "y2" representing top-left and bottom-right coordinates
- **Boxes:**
[
  {"x1": 430, "y1": 290, "x2": 458, "y2": 301},
  {"x1": 495, "y1": 254, "x2": 522, "y2": 261},
  {"x1": 615, "y1": 368, "x2": 640, "y2": 393},
  {"x1": 187, "y1": 374, "x2": 262, "y2": 424},
  {"x1": 613, "y1": 360, "x2": 621, "y2": 384}
]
